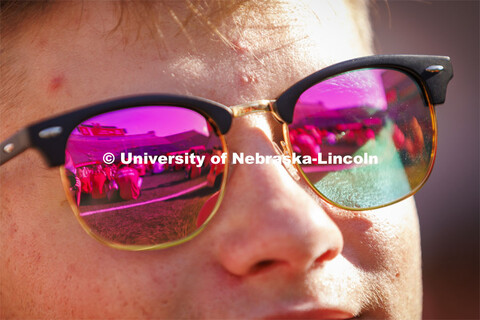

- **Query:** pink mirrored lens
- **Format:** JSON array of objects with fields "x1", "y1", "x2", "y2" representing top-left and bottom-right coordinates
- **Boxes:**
[
  {"x1": 289, "y1": 68, "x2": 434, "y2": 209},
  {"x1": 64, "y1": 106, "x2": 224, "y2": 246}
]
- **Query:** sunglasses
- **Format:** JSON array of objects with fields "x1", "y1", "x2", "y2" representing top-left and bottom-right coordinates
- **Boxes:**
[{"x1": 0, "y1": 55, "x2": 453, "y2": 250}]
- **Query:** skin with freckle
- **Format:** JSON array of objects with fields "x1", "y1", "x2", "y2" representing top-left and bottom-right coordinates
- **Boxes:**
[
  {"x1": 48, "y1": 75, "x2": 65, "y2": 92},
  {"x1": 0, "y1": 1, "x2": 422, "y2": 319}
]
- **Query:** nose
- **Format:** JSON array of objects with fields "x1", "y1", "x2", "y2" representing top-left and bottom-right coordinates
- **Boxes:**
[{"x1": 213, "y1": 115, "x2": 344, "y2": 277}]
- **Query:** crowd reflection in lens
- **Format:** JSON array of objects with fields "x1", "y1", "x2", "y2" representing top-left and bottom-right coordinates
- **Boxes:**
[
  {"x1": 64, "y1": 106, "x2": 224, "y2": 246},
  {"x1": 289, "y1": 68, "x2": 433, "y2": 208},
  {"x1": 290, "y1": 68, "x2": 431, "y2": 168}
]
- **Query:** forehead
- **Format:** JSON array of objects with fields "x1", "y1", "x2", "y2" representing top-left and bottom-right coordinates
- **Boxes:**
[{"x1": 1, "y1": 0, "x2": 371, "y2": 137}]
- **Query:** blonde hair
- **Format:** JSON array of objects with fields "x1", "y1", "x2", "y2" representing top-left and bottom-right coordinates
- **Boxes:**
[{"x1": 1, "y1": 0, "x2": 371, "y2": 47}]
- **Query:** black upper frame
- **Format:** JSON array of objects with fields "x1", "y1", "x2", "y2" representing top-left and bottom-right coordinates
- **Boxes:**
[{"x1": 0, "y1": 54, "x2": 453, "y2": 167}]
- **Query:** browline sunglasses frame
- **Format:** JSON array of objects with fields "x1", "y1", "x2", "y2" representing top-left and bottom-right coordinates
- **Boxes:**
[{"x1": 0, "y1": 54, "x2": 453, "y2": 168}]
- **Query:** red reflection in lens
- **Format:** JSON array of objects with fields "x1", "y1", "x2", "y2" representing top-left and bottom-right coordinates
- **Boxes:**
[
  {"x1": 65, "y1": 106, "x2": 224, "y2": 246},
  {"x1": 196, "y1": 191, "x2": 220, "y2": 227},
  {"x1": 289, "y1": 68, "x2": 434, "y2": 209}
]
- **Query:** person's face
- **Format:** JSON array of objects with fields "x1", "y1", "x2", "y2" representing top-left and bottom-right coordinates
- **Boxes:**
[{"x1": 0, "y1": 1, "x2": 422, "y2": 318}]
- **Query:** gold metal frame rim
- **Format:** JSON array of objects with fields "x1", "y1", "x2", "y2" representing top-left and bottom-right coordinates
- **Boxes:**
[
  {"x1": 60, "y1": 114, "x2": 229, "y2": 251},
  {"x1": 281, "y1": 78, "x2": 438, "y2": 212}
]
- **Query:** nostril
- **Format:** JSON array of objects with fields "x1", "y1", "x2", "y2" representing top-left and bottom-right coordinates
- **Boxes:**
[
  {"x1": 314, "y1": 249, "x2": 339, "y2": 266},
  {"x1": 249, "y1": 259, "x2": 277, "y2": 275}
]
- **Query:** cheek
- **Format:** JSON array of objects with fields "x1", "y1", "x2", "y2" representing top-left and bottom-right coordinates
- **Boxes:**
[
  {"x1": 333, "y1": 198, "x2": 422, "y2": 314},
  {"x1": 0, "y1": 151, "x2": 94, "y2": 313},
  {"x1": 0, "y1": 151, "x2": 192, "y2": 318},
  {"x1": 1, "y1": 151, "x2": 73, "y2": 314},
  {"x1": 335, "y1": 199, "x2": 420, "y2": 272}
]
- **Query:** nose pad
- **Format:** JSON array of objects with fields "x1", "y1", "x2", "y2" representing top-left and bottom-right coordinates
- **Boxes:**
[{"x1": 272, "y1": 140, "x2": 301, "y2": 182}]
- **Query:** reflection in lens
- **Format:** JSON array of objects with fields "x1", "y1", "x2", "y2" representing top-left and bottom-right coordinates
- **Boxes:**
[
  {"x1": 65, "y1": 106, "x2": 224, "y2": 246},
  {"x1": 289, "y1": 68, "x2": 434, "y2": 209}
]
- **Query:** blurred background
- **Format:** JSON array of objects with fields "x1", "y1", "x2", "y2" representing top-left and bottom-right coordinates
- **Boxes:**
[{"x1": 371, "y1": 1, "x2": 479, "y2": 319}]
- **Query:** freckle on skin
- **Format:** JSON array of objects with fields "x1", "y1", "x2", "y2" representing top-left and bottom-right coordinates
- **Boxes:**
[
  {"x1": 48, "y1": 75, "x2": 65, "y2": 93},
  {"x1": 36, "y1": 39, "x2": 48, "y2": 50},
  {"x1": 9, "y1": 222, "x2": 18, "y2": 237}
]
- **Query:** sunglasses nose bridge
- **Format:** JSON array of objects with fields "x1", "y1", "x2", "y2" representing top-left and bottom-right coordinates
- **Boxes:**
[
  {"x1": 229, "y1": 100, "x2": 283, "y2": 122},
  {"x1": 228, "y1": 100, "x2": 299, "y2": 181}
]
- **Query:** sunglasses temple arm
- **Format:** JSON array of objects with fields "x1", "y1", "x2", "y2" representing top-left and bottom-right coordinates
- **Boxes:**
[{"x1": 0, "y1": 128, "x2": 32, "y2": 166}]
